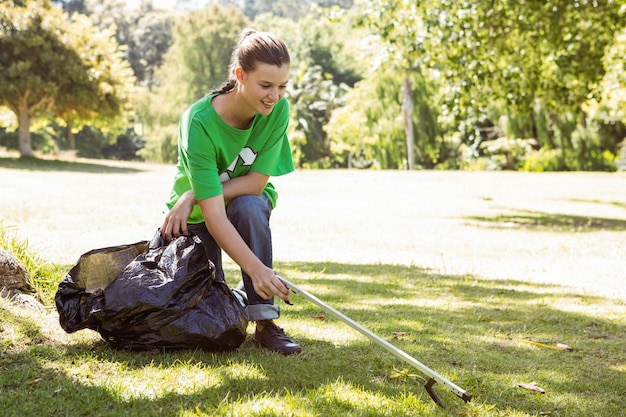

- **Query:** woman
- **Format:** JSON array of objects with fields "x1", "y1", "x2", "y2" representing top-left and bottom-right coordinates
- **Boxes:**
[{"x1": 160, "y1": 29, "x2": 300, "y2": 355}]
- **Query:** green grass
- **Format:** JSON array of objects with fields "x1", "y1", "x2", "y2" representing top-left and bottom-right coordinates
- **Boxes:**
[
  {"x1": 0, "y1": 224, "x2": 65, "y2": 305},
  {"x1": 1, "y1": 237, "x2": 625, "y2": 417},
  {"x1": 0, "y1": 155, "x2": 142, "y2": 173}
]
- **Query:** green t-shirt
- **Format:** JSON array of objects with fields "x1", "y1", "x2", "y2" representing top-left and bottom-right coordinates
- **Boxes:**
[{"x1": 166, "y1": 94, "x2": 294, "y2": 224}]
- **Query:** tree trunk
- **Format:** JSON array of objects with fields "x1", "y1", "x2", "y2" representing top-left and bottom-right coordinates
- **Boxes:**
[
  {"x1": 402, "y1": 77, "x2": 415, "y2": 170},
  {"x1": 17, "y1": 100, "x2": 33, "y2": 157},
  {"x1": 67, "y1": 119, "x2": 76, "y2": 149}
]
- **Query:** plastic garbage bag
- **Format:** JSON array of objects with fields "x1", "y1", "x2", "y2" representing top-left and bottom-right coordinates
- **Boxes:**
[{"x1": 55, "y1": 231, "x2": 248, "y2": 351}]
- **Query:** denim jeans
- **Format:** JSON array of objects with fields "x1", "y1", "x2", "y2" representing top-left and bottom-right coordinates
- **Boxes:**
[{"x1": 188, "y1": 193, "x2": 280, "y2": 322}]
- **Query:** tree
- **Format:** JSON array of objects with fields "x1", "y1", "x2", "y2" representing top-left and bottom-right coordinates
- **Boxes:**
[
  {"x1": 87, "y1": 0, "x2": 174, "y2": 86},
  {"x1": 592, "y1": 27, "x2": 626, "y2": 124},
  {"x1": 237, "y1": 0, "x2": 354, "y2": 21},
  {"x1": 326, "y1": 63, "x2": 441, "y2": 169},
  {"x1": 255, "y1": 11, "x2": 362, "y2": 166},
  {"x1": 129, "y1": 9, "x2": 174, "y2": 87},
  {"x1": 55, "y1": 13, "x2": 135, "y2": 149},
  {"x1": 361, "y1": 0, "x2": 626, "y2": 150},
  {"x1": 0, "y1": 0, "x2": 134, "y2": 157},
  {"x1": 158, "y1": 4, "x2": 249, "y2": 108},
  {"x1": 51, "y1": 0, "x2": 88, "y2": 15},
  {"x1": 358, "y1": 0, "x2": 428, "y2": 169},
  {"x1": 288, "y1": 63, "x2": 348, "y2": 165},
  {"x1": 135, "y1": 4, "x2": 248, "y2": 162}
]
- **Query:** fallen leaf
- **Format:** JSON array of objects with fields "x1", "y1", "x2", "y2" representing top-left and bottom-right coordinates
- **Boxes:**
[
  {"x1": 517, "y1": 381, "x2": 546, "y2": 394},
  {"x1": 392, "y1": 331, "x2": 407, "y2": 340},
  {"x1": 26, "y1": 378, "x2": 43, "y2": 386},
  {"x1": 310, "y1": 315, "x2": 325, "y2": 320},
  {"x1": 520, "y1": 339, "x2": 572, "y2": 351},
  {"x1": 389, "y1": 368, "x2": 409, "y2": 379}
]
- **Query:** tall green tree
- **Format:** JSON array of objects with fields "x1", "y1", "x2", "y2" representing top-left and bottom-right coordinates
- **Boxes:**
[
  {"x1": 326, "y1": 65, "x2": 441, "y2": 169},
  {"x1": 129, "y1": 9, "x2": 174, "y2": 87},
  {"x1": 358, "y1": 1, "x2": 427, "y2": 169},
  {"x1": 158, "y1": 4, "x2": 249, "y2": 109},
  {"x1": 55, "y1": 13, "x2": 136, "y2": 149},
  {"x1": 136, "y1": 4, "x2": 248, "y2": 162},
  {"x1": 87, "y1": 0, "x2": 174, "y2": 86},
  {"x1": 255, "y1": 11, "x2": 362, "y2": 166},
  {"x1": 361, "y1": 0, "x2": 626, "y2": 147},
  {"x1": 0, "y1": 0, "x2": 134, "y2": 156},
  {"x1": 593, "y1": 27, "x2": 626, "y2": 124}
]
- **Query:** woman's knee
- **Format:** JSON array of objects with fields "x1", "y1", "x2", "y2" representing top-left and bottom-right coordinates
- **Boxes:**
[{"x1": 227, "y1": 194, "x2": 271, "y2": 223}]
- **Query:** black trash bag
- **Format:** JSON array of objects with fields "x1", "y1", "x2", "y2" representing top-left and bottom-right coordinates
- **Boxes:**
[
  {"x1": 55, "y1": 231, "x2": 248, "y2": 351},
  {"x1": 55, "y1": 240, "x2": 149, "y2": 333}
]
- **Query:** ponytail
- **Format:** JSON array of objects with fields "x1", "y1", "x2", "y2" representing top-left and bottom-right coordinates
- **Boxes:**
[{"x1": 211, "y1": 79, "x2": 236, "y2": 95}]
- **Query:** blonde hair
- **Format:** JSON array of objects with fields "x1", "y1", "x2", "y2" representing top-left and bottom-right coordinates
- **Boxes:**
[{"x1": 212, "y1": 29, "x2": 290, "y2": 95}]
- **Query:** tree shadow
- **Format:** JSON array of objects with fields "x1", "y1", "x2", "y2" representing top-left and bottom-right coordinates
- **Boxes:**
[
  {"x1": 566, "y1": 198, "x2": 626, "y2": 211},
  {"x1": 0, "y1": 156, "x2": 143, "y2": 174},
  {"x1": 2, "y1": 261, "x2": 625, "y2": 416},
  {"x1": 465, "y1": 208, "x2": 626, "y2": 232}
]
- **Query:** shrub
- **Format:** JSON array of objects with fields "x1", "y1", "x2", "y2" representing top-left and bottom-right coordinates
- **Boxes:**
[
  {"x1": 521, "y1": 147, "x2": 562, "y2": 172},
  {"x1": 75, "y1": 125, "x2": 111, "y2": 158},
  {"x1": 102, "y1": 129, "x2": 146, "y2": 161},
  {"x1": 0, "y1": 127, "x2": 18, "y2": 150}
]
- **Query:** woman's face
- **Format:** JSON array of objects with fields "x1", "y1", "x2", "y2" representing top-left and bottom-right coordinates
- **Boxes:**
[{"x1": 238, "y1": 63, "x2": 290, "y2": 116}]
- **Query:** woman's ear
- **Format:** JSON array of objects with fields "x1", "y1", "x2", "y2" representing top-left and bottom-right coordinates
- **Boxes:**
[{"x1": 235, "y1": 67, "x2": 245, "y2": 83}]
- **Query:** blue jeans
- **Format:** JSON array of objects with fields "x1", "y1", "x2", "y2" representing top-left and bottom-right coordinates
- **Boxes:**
[{"x1": 188, "y1": 193, "x2": 280, "y2": 322}]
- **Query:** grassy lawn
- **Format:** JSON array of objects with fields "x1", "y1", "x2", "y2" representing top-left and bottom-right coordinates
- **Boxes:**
[
  {"x1": 1, "y1": 157, "x2": 625, "y2": 416},
  {"x1": 2, "y1": 240, "x2": 625, "y2": 416}
]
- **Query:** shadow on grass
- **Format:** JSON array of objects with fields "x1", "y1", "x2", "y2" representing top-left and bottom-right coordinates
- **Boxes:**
[
  {"x1": 567, "y1": 198, "x2": 626, "y2": 211},
  {"x1": 0, "y1": 156, "x2": 143, "y2": 174},
  {"x1": 466, "y1": 208, "x2": 626, "y2": 232},
  {"x1": 2, "y1": 261, "x2": 625, "y2": 416}
]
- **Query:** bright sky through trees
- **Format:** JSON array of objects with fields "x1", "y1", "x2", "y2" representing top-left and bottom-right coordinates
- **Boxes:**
[{"x1": 125, "y1": 0, "x2": 211, "y2": 10}]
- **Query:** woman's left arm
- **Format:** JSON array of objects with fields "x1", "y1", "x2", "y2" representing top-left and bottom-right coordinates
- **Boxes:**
[{"x1": 222, "y1": 171, "x2": 269, "y2": 202}]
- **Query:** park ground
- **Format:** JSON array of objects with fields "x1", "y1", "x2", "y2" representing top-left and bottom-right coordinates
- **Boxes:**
[
  {"x1": 1, "y1": 156, "x2": 625, "y2": 301},
  {"x1": 2, "y1": 155, "x2": 626, "y2": 416}
]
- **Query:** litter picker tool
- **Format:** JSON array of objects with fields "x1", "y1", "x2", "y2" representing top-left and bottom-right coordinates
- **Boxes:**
[{"x1": 277, "y1": 274, "x2": 472, "y2": 409}]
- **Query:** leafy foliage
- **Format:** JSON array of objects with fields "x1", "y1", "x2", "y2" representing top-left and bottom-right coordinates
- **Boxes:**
[
  {"x1": 359, "y1": 0, "x2": 626, "y2": 170},
  {"x1": 0, "y1": 0, "x2": 135, "y2": 156},
  {"x1": 240, "y1": 0, "x2": 355, "y2": 21},
  {"x1": 3, "y1": 0, "x2": 626, "y2": 170},
  {"x1": 133, "y1": 4, "x2": 249, "y2": 163},
  {"x1": 256, "y1": 10, "x2": 363, "y2": 166},
  {"x1": 591, "y1": 27, "x2": 626, "y2": 123}
]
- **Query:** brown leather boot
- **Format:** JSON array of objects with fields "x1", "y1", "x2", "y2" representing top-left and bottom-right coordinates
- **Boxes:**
[{"x1": 254, "y1": 320, "x2": 302, "y2": 356}]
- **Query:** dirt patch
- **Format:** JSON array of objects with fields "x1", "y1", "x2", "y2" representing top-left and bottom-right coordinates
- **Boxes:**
[{"x1": 2, "y1": 159, "x2": 625, "y2": 300}]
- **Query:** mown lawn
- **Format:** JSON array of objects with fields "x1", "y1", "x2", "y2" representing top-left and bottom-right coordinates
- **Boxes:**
[
  {"x1": 1, "y1": 258, "x2": 625, "y2": 417},
  {"x1": 1, "y1": 157, "x2": 625, "y2": 416}
]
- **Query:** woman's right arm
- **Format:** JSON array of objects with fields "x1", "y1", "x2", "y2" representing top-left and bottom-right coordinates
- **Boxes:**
[{"x1": 198, "y1": 195, "x2": 290, "y2": 302}]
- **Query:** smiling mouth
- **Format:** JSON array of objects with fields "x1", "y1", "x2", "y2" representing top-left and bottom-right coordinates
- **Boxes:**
[{"x1": 261, "y1": 100, "x2": 275, "y2": 107}]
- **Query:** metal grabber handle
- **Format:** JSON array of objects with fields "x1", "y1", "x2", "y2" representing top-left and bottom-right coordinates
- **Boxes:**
[{"x1": 277, "y1": 274, "x2": 472, "y2": 408}]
